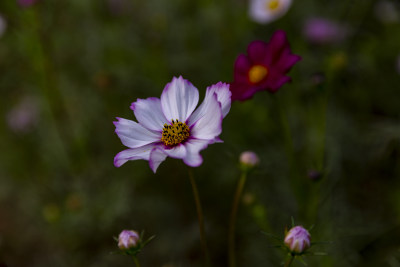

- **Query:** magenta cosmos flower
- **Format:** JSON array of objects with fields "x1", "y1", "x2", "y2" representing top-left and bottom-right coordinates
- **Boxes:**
[
  {"x1": 230, "y1": 30, "x2": 301, "y2": 101},
  {"x1": 114, "y1": 76, "x2": 231, "y2": 173}
]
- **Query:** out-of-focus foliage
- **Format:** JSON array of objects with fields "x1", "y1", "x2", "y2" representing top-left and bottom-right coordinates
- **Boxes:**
[{"x1": 0, "y1": 0, "x2": 399, "y2": 266}]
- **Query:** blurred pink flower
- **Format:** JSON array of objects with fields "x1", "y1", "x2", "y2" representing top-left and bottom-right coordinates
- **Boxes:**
[
  {"x1": 303, "y1": 17, "x2": 348, "y2": 45},
  {"x1": 17, "y1": 0, "x2": 37, "y2": 8},
  {"x1": 6, "y1": 96, "x2": 39, "y2": 134},
  {"x1": 0, "y1": 15, "x2": 6, "y2": 38}
]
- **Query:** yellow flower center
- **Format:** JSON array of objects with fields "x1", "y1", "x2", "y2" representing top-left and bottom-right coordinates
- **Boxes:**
[
  {"x1": 161, "y1": 119, "x2": 190, "y2": 146},
  {"x1": 267, "y1": 0, "x2": 280, "y2": 10},
  {"x1": 248, "y1": 65, "x2": 268, "y2": 84}
]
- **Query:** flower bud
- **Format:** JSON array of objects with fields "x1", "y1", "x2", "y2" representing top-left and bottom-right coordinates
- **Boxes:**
[
  {"x1": 118, "y1": 230, "x2": 140, "y2": 250},
  {"x1": 284, "y1": 226, "x2": 311, "y2": 254},
  {"x1": 239, "y1": 151, "x2": 259, "y2": 169}
]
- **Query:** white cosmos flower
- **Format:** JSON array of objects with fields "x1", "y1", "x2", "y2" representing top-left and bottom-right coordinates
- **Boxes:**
[
  {"x1": 114, "y1": 76, "x2": 231, "y2": 173},
  {"x1": 249, "y1": 0, "x2": 292, "y2": 24}
]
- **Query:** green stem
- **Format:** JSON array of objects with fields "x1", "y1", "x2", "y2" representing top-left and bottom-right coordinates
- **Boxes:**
[
  {"x1": 27, "y1": 9, "x2": 71, "y2": 167},
  {"x1": 133, "y1": 256, "x2": 141, "y2": 267},
  {"x1": 228, "y1": 171, "x2": 247, "y2": 267},
  {"x1": 284, "y1": 255, "x2": 295, "y2": 267},
  {"x1": 188, "y1": 168, "x2": 210, "y2": 266}
]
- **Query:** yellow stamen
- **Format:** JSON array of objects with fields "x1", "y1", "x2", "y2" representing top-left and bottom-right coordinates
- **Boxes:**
[
  {"x1": 248, "y1": 65, "x2": 268, "y2": 84},
  {"x1": 161, "y1": 119, "x2": 190, "y2": 146},
  {"x1": 267, "y1": 0, "x2": 280, "y2": 10}
]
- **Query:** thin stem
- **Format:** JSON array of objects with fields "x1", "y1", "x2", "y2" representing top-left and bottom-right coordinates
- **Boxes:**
[
  {"x1": 188, "y1": 168, "x2": 210, "y2": 266},
  {"x1": 284, "y1": 255, "x2": 295, "y2": 267},
  {"x1": 133, "y1": 256, "x2": 141, "y2": 267},
  {"x1": 28, "y1": 9, "x2": 71, "y2": 167},
  {"x1": 228, "y1": 171, "x2": 247, "y2": 267}
]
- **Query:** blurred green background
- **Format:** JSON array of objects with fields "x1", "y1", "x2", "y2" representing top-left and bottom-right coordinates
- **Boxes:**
[{"x1": 1, "y1": 0, "x2": 399, "y2": 266}]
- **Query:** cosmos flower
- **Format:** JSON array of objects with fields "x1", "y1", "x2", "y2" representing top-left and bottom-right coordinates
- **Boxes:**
[
  {"x1": 230, "y1": 30, "x2": 301, "y2": 101},
  {"x1": 284, "y1": 226, "x2": 311, "y2": 254},
  {"x1": 114, "y1": 76, "x2": 231, "y2": 173},
  {"x1": 249, "y1": 0, "x2": 292, "y2": 24}
]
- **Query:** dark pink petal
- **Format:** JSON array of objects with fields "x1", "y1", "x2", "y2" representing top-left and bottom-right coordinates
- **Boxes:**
[
  {"x1": 275, "y1": 53, "x2": 302, "y2": 74},
  {"x1": 265, "y1": 30, "x2": 290, "y2": 66},
  {"x1": 265, "y1": 75, "x2": 292, "y2": 92},
  {"x1": 230, "y1": 82, "x2": 258, "y2": 101},
  {"x1": 247, "y1": 41, "x2": 269, "y2": 64},
  {"x1": 233, "y1": 54, "x2": 252, "y2": 82}
]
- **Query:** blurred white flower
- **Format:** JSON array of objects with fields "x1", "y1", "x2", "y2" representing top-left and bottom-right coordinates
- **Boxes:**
[
  {"x1": 249, "y1": 0, "x2": 292, "y2": 24},
  {"x1": 374, "y1": 1, "x2": 399, "y2": 24}
]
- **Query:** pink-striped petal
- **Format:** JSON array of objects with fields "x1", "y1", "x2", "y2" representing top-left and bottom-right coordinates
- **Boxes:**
[
  {"x1": 114, "y1": 118, "x2": 160, "y2": 148},
  {"x1": 183, "y1": 139, "x2": 211, "y2": 167},
  {"x1": 130, "y1": 97, "x2": 168, "y2": 131},
  {"x1": 162, "y1": 144, "x2": 187, "y2": 159},
  {"x1": 189, "y1": 94, "x2": 223, "y2": 140},
  {"x1": 149, "y1": 147, "x2": 168, "y2": 173},
  {"x1": 205, "y1": 82, "x2": 231, "y2": 118},
  {"x1": 161, "y1": 76, "x2": 199, "y2": 123},
  {"x1": 114, "y1": 143, "x2": 158, "y2": 167}
]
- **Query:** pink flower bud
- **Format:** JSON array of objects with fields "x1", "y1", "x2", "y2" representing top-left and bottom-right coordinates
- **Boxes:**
[
  {"x1": 240, "y1": 151, "x2": 259, "y2": 168},
  {"x1": 284, "y1": 226, "x2": 311, "y2": 254},
  {"x1": 118, "y1": 230, "x2": 140, "y2": 250}
]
